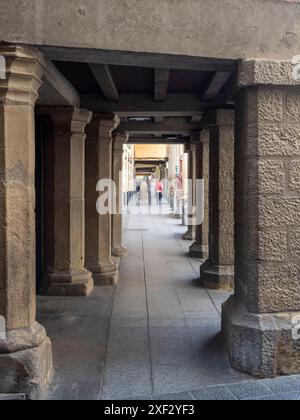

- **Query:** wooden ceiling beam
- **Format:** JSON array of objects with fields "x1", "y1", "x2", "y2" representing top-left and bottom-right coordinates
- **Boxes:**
[
  {"x1": 154, "y1": 69, "x2": 170, "y2": 102},
  {"x1": 40, "y1": 46, "x2": 236, "y2": 73},
  {"x1": 119, "y1": 117, "x2": 200, "y2": 135},
  {"x1": 127, "y1": 136, "x2": 187, "y2": 144},
  {"x1": 89, "y1": 63, "x2": 119, "y2": 102},
  {"x1": 202, "y1": 71, "x2": 232, "y2": 101},
  {"x1": 81, "y1": 93, "x2": 230, "y2": 117},
  {"x1": 37, "y1": 59, "x2": 80, "y2": 107}
]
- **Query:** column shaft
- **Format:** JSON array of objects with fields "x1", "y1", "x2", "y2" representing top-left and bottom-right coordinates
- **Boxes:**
[
  {"x1": 223, "y1": 60, "x2": 300, "y2": 377},
  {"x1": 0, "y1": 45, "x2": 52, "y2": 398},
  {"x1": 112, "y1": 133, "x2": 128, "y2": 257},
  {"x1": 183, "y1": 144, "x2": 197, "y2": 241},
  {"x1": 85, "y1": 114, "x2": 120, "y2": 285},
  {"x1": 42, "y1": 107, "x2": 94, "y2": 296},
  {"x1": 200, "y1": 111, "x2": 235, "y2": 290},
  {"x1": 189, "y1": 131, "x2": 209, "y2": 259}
]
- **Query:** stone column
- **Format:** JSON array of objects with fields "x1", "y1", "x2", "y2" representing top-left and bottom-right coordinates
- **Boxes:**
[
  {"x1": 183, "y1": 144, "x2": 196, "y2": 241},
  {"x1": 85, "y1": 114, "x2": 120, "y2": 285},
  {"x1": 223, "y1": 60, "x2": 300, "y2": 377},
  {"x1": 112, "y1": 132, "x2": 128, "y2": 258},
  {"x1": 189, "y1": 131, "x2": 210, "y2": 259},
  {"x1": 0, "y1": 45, "x2": 53, "y2": 398},
  {"x1": 200, "y1": 111, "x2": 235, "y2": 290},
  {"x1": 42, "y1": 107, "x2": 94, "y2": 297}
]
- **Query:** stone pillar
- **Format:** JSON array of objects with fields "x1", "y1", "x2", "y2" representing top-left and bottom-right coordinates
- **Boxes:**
[
  {"x1": 112, "y1": 132, "x2": 128, "y2": 258},
  {"x1": 189, "y1": 131, "x2": 209, "y2": 259},
  {"x1": 42, "y1": 107, "x2": 94, "y2": 297},
  {"x1": 223, "y1": 60, "x2": 300, "y2": 377},
  {"x1": 183, "y1": 144, "x2": 196, "y2": 241},
  {"x1": 200, "y1": 111, "x2": 235, "y2": 290},
  {"x1": 0, "y1": 45, "x2": 53, "y2": 398},
  {"x1": 85, "y1": 114, "x2": 120, "y2": 285}
]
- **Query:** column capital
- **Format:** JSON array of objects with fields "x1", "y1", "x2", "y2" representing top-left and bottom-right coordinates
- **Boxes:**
[
  {"x1": 200, "y1": 129, "x2": 210, "y2": 144},
  {"x1": 113, "y1": 132, "x2": 129, "y2": 151},
  {"x1": 191, "y1": 131, "x2": 201, "y2": 144},
  {"x1": 238, "y1": 59, "x2": 299, "y2": 87},
  {"x1": 41, "y1": 106, "x2": 92, "y2": 135},
  {"x1": 203, "y1": 109, "x2": 234, "y2": 127},
  {"x1": 87, "y1": 113, "x2": 120, "y2": 139},
  {"x1": 184, "y1": 143, "x2": 196, "y2": 153},
  {"x1": 191, "y1": 130, "x2": 210, "y2": 144},
  {"x1": 0, "y1": 44, "x2": 45, "y2": 106}
]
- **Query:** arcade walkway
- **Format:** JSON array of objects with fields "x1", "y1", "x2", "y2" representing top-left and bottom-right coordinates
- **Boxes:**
[{"x1": 38, "y1": 207, "x2": 300, "y2": 400}]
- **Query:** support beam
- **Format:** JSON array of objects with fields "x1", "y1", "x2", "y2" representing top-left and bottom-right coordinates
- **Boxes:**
[
  {"x1": 202, "y1": 71, "x2": 231, "y2": 101},
  {"x1": 81, "y1": 93, "x2": 229, "y2": 117},
  {"x1": 89, "y1": 64, "x2": 119, "y2": 102},
  {"x1": 135, "y1": 160, "x2": 167, "y2": 165},
  {"x1": 127, "y1": 136, "x2": 186, "y2": 144},
  {"x1": 120, "y1": 117, "x2": 201, "y2": 136},
  {"x1": 190, "y1": 115, "x2": 203, "y2": 124},
  {"x1": 154, "y1": 116, "x2": 164, "y2": 124},
  {"x1": 38, "y1": 59, "x2": 80, "y2": 107},
  {"x1": 155, "y1": 69, "x2": 170, "y2": 102},
  {"x1": 39, "y1": 46, "x2": 236, "y2": 73}
]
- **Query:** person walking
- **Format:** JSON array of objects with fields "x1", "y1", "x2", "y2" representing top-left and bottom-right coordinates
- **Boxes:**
[{"x1": 155, "y1": 179, "x2": 164, "y2": 206}]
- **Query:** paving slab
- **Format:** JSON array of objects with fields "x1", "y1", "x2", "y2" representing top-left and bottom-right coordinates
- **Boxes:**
[
  {"x1": 191, "y1": 386, "x2": 237, "y2": 401},
  {"x1": 227, "y1": 382, "x2": 274, "y2": 400},
  {"x1": 41, "y1": 207, "x2": 300, "y2": 400}
]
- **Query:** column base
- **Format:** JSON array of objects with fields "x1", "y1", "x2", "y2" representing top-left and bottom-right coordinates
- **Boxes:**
[
  {"x1": 189, "y1": 242, "x2": 209, "y2": 260},
  {"x1": 182, "y1": 229, "x2": 196, "y2": 241},
  {"x1": 89, "y1": 262, "x2": 119, "y2": 286},
  {"x1": 222, "y1": 296, "x2": 300, "y2": 378},
  {"x1": 41, "y1": 270, "x2": 94, "y2": 297},
  {"x1": 200, "y1": 260, "x2": 234, "y2": 290},
  {"x1": 112, "y1": 246, "x2": 128, "y2": 258},
  {"x1": 0, "y1": 322, "x2": 53, "y2": 400},
  {"x1": 112, "y1": 256, "x2": 121, "y2": 270}
]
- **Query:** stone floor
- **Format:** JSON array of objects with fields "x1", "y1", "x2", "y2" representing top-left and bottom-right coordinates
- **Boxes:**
[{"x1": 38, "y1": 205, "x2": 300, "y2": 400}]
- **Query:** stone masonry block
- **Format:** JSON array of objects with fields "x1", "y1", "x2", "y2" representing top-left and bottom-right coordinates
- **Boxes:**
[
  {"x1": 248, "y1": 160, "x2": 285, "y2": 194},
  {"x1": 258, "y1": 88, "x2": 283, "y2": 122},
  {"x1": 289, "y1": 230, "x2": 300, "y2": 259},
  {"x1": 258, "y1": 124, "x2": 300, "y2": 156},
  {"x1": 245, "y1": 122, "x2": 300, "y2": 157},
  {"x1": 254, "y1": 263, "x2": 300, "y2": 313},
  {"x1": 258, "y1": 197, "x2": 300, "y2": 228},
  {"x1": 289, "y1": 160, "x2": 300, "y2": 192},
  {"x1": 239, "y1": 61, "x2": 299, "y2": 87},
  {"x1": 285, "y1": 89, "x2": 300, "y2": 123},
  {"x1": 258, "y1": 230, "x2": 288, "y2": 262}
]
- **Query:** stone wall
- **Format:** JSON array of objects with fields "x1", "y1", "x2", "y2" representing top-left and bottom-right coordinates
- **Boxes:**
[
  {"x1": 1, "y1": 0, "x2": 300, "y2": 61},
  {"x1": 235, "y1": 86, "x2": 300, "y2": 314}
]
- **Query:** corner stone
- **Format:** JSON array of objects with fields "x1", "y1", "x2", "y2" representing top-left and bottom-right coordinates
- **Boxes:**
[
  {"x1": 222, "y1": 296, "x2": 300, "y2": 378},
  {"x1": 0, "y1": 322, "x2": 53, "y2": 400}
]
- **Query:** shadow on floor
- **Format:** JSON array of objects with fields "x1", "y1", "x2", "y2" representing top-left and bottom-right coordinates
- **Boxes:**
[{"x1": 38, "y1": 211, "x2": 247, "y2": 400}]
